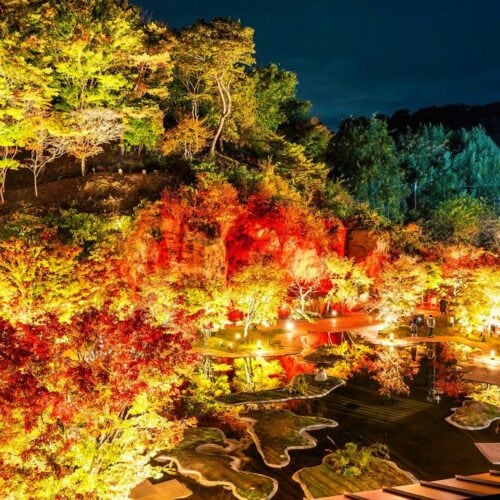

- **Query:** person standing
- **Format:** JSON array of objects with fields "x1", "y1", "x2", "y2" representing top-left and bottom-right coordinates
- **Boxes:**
[
  {"x1": 427, "y1": 314, "x2": 436, "y2": 338},
  {"x1": 439, "y1": 297, "x2": 447, "y2": 315},
  {"x1": 410, "y1": 318, "x2": 418, "y2": 337}
]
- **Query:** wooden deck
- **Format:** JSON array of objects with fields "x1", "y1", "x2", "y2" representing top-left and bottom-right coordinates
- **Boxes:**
[
  {"x1": 130, "y1": 479, "x2": 192, "y2": 499},
  {"x1": 329, "y1": 471, "x2": 500, "y2": 499}
]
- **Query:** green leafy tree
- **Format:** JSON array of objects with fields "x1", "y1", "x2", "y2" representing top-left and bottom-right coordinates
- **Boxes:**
[
  {"x1": 252, "y1": 63, "x2": 299, "y2": 133},
  {"x1": 173, "y1": 19, "x2": 255, "y2": 156},
  {"x1": 329, "y1": 116, "x2": 408, "y2": 221},
  {"x1": 0, "y1": 42, "x2": 53, "y2": 202},
  {"x1": 123, "y1": 108, "x2": 164, "y2": 156},
  {"x1": 398, "y1": 124, "x2": 453, "y2": 216},
  {"x1": 452, "y1": 127, "x2": 500, "y2": 205},
  {"x1": 427, "y1": 194, "x2": 493, "y2": 245}
]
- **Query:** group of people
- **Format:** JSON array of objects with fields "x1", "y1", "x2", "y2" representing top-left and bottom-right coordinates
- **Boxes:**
[{"x1": 409, "y1": 297, "x2": 448, "y2": 338}]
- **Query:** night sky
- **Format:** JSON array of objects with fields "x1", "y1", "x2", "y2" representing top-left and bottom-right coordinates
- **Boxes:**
[{"x1": 137, "y1": 0, "x2": 500, "y2": 129}]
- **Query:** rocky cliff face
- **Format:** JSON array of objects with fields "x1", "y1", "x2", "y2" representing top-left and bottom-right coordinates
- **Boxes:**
[
  {"x1": 345, "y1": 228, "x2": 390, "y2": 276},
  {"x1": 124, "y1": 192, "x2": 350, "y2": 284},
  {"x1": 345, "y1": 229, "x2": 378, "y2": 261}
]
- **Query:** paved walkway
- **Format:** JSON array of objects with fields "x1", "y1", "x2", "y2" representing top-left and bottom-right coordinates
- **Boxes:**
[
  {"x1": 275, "y1": 312, "x2": 384, "y2": 347},
  {"x1": 194, "y1": 312, "x2": 499, "y2": 386}
]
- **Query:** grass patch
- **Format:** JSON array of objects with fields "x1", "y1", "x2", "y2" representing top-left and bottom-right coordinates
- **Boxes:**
[
  {"x1": 293, "y1": 455, "x2": 415, "y2": 499},
  {"x1": 239, "y1": 409, "x2": 338, "y2": 468},
  {"x1": 449, "y1": 400, "x2": 500, "y2": 429}
]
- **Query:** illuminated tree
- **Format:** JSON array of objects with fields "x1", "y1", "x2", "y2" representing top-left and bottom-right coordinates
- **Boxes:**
[
  {"x1": 325, "y1": 254, "x2": 372, "y2": 313},
  {"x1": 173, "y1": 19, "x2": 255, "y2": 156},
  {"x1": 373, "y1": 255, "x2": 427, "y2": 326},
  {"x1": 325, "y1": 342, "x2": 374, "y2": 380},
  {"x1": 135, "y1": 270, "x2": 180, "y2": 326},
  {"x1": 0, "y1": 312, "x2": 195, "y2": 497},
  {"x1": 123, "y1": 107, "x2": 164, "y2": 156},
  {"x1": 184, "y1": 277, "x2": 231, "y2": 342},
  {"x1": 288, "y1": 255, "x2": 326, "y2": 317},
  {"x1": 0, "y1": 43, "x2": 53, "y2": 202},
  {"x1": 23, "y1": 115, "x2": 68, "y2": 197},
  {"x1": 230, "y1": 262, "x2": 285, "y2": 340},
  {"x1": 162, "y1": 117, "x2": 211, "y2": 160},
  {"x1": 233, "y1": 357, "x2": 284, "y2": 392},
  {"x1": 454, "y1": 266, "x2": 500, "y2": 335},
  {"x1": 427, "y1": 194, "x2": 494, "y2": 246},
  {"x1": 65, "y1": 108, "x2": 122, "y2": 176},
  {"x1": 0, "y1": 237, "x2": 83, "y2": 324},
  {"x1": 274, "y1": 140, "x2": 329, "y2": 204},
  {"x1": 434, "y1": 344, "x2": 467, "y2": 399},
  {"x1": 366, "y1": 348, "x2": 419, "y2": 398},
  {"x1": 50, "y1": 1, "x2": 144, "y2": 110}
]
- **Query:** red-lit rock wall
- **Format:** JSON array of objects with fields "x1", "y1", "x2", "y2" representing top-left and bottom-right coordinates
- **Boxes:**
[{"x1": 122, "y1": 185, "x2": 352, "y2": 284}]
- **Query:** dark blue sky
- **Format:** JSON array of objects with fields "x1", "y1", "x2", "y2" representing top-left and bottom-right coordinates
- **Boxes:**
[{"x1": 137, "y1": 0, "x2": 500, "y2": 129}]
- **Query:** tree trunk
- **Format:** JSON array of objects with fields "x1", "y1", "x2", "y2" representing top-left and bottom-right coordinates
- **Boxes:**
[
  {"x1": 209, "y1": 77, "x2": 232, "y2": 157},
  {"x1": 0, "y1": 170, "x2": 6, "y2": 204},
  {"x1": 81, "y1": 157, "x2": 86, "y2": 176},
  {"x1": 33, "y1": 170, "x2": 39, "y2": 198},
  {"x1": 243, "y1": 320, "x2": 250, "y2": 341},
  {"x1": 243, "y1": 357, "x2": 253, "y2": 391}
]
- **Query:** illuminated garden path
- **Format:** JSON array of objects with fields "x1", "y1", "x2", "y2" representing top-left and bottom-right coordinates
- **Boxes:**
[{"x1": 275, "y1": 312, "x2": 384, "y2": 347}]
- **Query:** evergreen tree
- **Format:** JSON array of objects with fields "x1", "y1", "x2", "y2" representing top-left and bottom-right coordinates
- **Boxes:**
[{"x1": 329, "y1": 117, "x2": 408, "y2": 221}]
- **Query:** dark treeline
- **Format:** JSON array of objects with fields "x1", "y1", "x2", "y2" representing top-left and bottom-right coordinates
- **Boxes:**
[{"x1": 383, "y1": 102, "x2": 500, "y2": 145}]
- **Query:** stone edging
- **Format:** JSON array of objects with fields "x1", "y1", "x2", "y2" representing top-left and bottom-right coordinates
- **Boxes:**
[
  {"x1": 446, "y1": 405, "x2": 500, "y2": 431},
  {"x1": 219, "y1": 380, "x2": 346, "y2": 406}
]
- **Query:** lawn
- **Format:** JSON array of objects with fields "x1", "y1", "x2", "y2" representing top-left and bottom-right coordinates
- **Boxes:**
[
  {"x1": 293, "y1": 456, "x2": 416, "y2": 499},
  {"x1": 238, "y1": 409, "x2": 338, "y2": 468}
]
